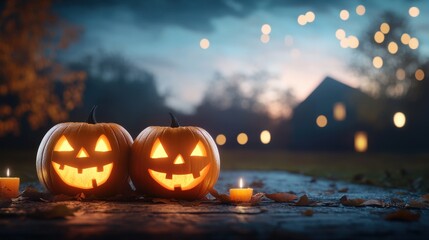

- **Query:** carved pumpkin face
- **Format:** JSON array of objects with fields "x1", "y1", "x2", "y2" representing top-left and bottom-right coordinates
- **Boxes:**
[
  {"x1": 36, "y1": 107, "x2": 133, "y2": 196},
  {"x1": 130, "y1": 114, "x2": 220, "y2": 200}
]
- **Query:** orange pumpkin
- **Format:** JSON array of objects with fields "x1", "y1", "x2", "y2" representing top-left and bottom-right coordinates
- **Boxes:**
[
  {"x1": 36, "y1": 106, "x2": 133, "y2": 196},
  {"x1": 130, "y1": 113, "x2": 220, "y2": 200}
]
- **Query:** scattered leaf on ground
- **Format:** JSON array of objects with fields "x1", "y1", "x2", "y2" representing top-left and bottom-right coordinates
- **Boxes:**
[
  {"x1": 295, "y1": 195, "x2": 316, "y2": 206},
  {"x1": 209, "y1": 189, "x2": 231, "y2": 203},
  {"x1": 28, "y1": 205, "x2": 77, "y2": 219},
  {"x1": 338, "y1": 188, "x2": 349, "y2": 193},
  {"x1": 385, "y1": 209, "x2": 420, "y2": 222},
  {"x1": 340, "y1": 195, "x2": 365, "y2": 207},
  {"x1": 361, "y1": 199, "x2": 384, "y2": 207},
  {"x1": 20, "y1": 187, "x2": 50, "y2": 201},
  {"x1": 407, "y1": 200, "x2": 427, "y2": 209},
  {"x1": 250, "y1": 193, "x2": 265, "y2": 205},
  {"x1": 301, "y1": 209, "x2": 314, "y2": 216},
  {"x1": 265, "y1": 192, "x2": 297, "y2": 203},
  {"x1": 421, "y1": 194, "x2": 429, "y2": 202}
]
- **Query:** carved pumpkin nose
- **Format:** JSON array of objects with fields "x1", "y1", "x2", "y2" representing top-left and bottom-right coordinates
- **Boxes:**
[
  {"x1": 76, "y1": 147, "x2": 89, "y2": 158},
  {"x1": 174, "y1": 154, "x2": 185, "y2": 165}
]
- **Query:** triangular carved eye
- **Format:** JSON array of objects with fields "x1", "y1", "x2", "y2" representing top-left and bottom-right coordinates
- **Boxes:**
[
  {"x1": 54, "y1": 135, "x2": 74, "y2": 152},
  {"x1": 190, "y1": 141, "x2": 206, "y2": 157},
  {"x1": 95, "y1": 134, "x2": 112, "y2": 152},
  {"x1": 151, "y1": 138, "x2": 168, "y2": 158}
]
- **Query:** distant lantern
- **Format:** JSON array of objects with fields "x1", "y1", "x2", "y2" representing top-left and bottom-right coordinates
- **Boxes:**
[
  {"x1": 333, "y1": 103, "x2": 346, "y2": 121},
  {"x1": 316, "y1": 115, "x2": 328, "y2": 128},
  {"x1": 200, "y1": 38, "x2": 210, "y2": 49},
  {"x1": 354, "y1": 131, "x2": 368, "y2": 152},
  {"x1": 336, "y1": 29, "x2": 346, "y2": 40},
  {"x1": 237, "y1": 133, "x2": 248, "y2": 145},
  {"x1": 415, "y1": 69, "x2": 425, "y2": 81},
  {"x1": 388, "y1": 42, "x2": 398, "y2": 54},
  {"x1": 305, "y1": 11, "x2": 315, "y2": 23},
  {"x1": 401, "y1": 33, "x2": 411, "y2": 45},
  {"x1": 348, "y1": 36, "x2": 359, "y2": 49},
  {"x1": 396, "y1": 68, "x2": 406, "y2": 81},
  {"x1": 409, "y1": 38, "x2": 419, "y2": 49},
  {"x1": 297, "y1": 15, "x2": 307, "y2": 25},
  {"x1": 215, "y1": 134, "x2": 227, "y2": 146},
  {"x1": 339, "y1": 10, "x2": 349, "y2": 21},
  {"x1": 260, "y1": 130, "x2": 271, "y2": 144},
  {"x1": 260, "y1": 34, "x2": 270, "y2": 44},
  {"x1": 393, "y1": 112, "x2": 406, "y2": 128}
]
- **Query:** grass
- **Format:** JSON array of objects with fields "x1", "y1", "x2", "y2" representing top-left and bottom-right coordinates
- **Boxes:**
[{"x1": 1, "y1": 148, "x2": 429, "y2": 191}]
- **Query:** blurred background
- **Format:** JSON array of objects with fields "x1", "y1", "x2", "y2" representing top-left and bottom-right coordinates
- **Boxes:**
[{"x1": 1, "y1": 0, "x2": 428, "y2": 190}]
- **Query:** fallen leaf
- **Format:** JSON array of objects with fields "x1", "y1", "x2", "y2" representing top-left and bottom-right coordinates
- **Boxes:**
[
  {"x1": 209, "y1": 189, "x2": 231, "y2": 203},
  {"x1": 361, "y1": 199, "x2": 384, "y2": 207},
  {"x1": 295, "y1": 195, "x2": 316, "y2": 206},
  {"x1": 265, "y1": 192, "x2": 297, "y2": 203},
  {"x1": 421, "y1": 194, "x2": 429, "y2": 202},
  {"x1": 340, "y1": 195, "x2": 365, "y2": 207},
  {"x1": 249, "y1": 180, "x2": 264, "y2": 188},
  {"x1": 407, "y1": 200, "x2": 427, "y2": 209},
  {"x1": 301, "y1": 209, "x2": 314, "y2": 217},
  {"x1": 28, "y1": 205, "x2": 77, "y2": 219},
  {"x1": 385, "y1": 209, "x2": 420, "y2": 222},
  {"x1": 338, "y1": 188, "x2": 349, "y2": 193},
  {"x1": 20, "y1": 187, "x2": 51, "y2": 201},
  {"x1": 250, "y1": 192, "x2": 265, "y2": 205}
]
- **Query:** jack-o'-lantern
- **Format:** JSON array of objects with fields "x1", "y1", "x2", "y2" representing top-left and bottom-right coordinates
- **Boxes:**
[
  {"x1": 36, "y1": 106, "x2": 133, "y2": 196},
  {"x1": 130, "y1": 113, "x2": 220, "y2": 200}
]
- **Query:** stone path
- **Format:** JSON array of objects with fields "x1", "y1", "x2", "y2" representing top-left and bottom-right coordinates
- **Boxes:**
[{"x1": 1, "y1": 171, "x2": 428, "y2": 239}]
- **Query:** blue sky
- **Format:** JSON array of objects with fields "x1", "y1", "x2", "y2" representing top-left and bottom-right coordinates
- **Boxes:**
[{"x1": 57, "y1": 0, "x2": 428, "y2": 116}]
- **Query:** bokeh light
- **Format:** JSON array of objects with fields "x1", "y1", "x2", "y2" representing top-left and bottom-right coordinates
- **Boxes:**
[
  {"x1": 200, "y1": 38, "x2": 210, "y2": 49},
  {"x1": 373, "y1": 56, "x2": 383, "y2": 69},
  {"x1": 215, "y1": 134, "x2": 226, "y2": 146},
  {"x1": 297, "y1": 14, "x2": 307, "y2": 25},
  {"x1": 409, "y1": 7, "x2": 420, "y2": 17},
  {"x1": 396, "y1": 68, "x2": 406, "y2": 81},
  {"x1": 261, "y1": 24, "x2": 271, "y2": 34},
  {"x1": 333, "y1": 102, "x2": 346, "y2": 121},
  {"x1": 339, "y1": 10, "x2": 349, "y2": 21},
  {"x1": 374, "y1": 31, "x2": 385, "y2": 43},
  {"x1": 260, "y1": 130, "x2": 271, "y2": 144},
  {"x1": 356, "y1": 5, "x2": 366, "y2": 16},
  {"x1": 305, "y1": 11, "x2": 315, "y2": 23},
  {"x1": 340, "y1": 38, "x2": 349, "y2": 48},
  {"x1": 380, "y1": 23, "x2": 390, "y2": 34},
  {"x1": 415, "y1": 69, "x2": 425, "y2": 81},
  {"x1": 316, "y1": 115, "x2": 328, "y2": 128},
  {"x1": 393, "y1": 112, "x2": 406, "y2": 128},
  {"x1": 387, "y1": 42, "x2": 398, "y2": 54},
  {"x1": 336, "y1": 29, "x2": 346, "y2": 40},
  {"x1": 354, "y1": 132, "x2": 368, "y2": 152},
  {"x1": 260, "y1": 34, "x2": 270, "y2": 43},
  {"x1": 348, "y1": 36, "x2": 359, "y2": 49},
  {"x1": 401, "y1": 33, "x2": 411, "y2": 45},
  {"x1": 409, "y1": 37, "x2": 419, "y2": 49},
  {"x1": 237, "y1": 133, "x2": 248, "y2": 145}
]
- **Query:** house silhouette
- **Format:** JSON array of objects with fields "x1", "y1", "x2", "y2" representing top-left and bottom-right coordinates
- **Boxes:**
[{"x1": 289, "y1": 76, "x2": 383, "y2": 151}]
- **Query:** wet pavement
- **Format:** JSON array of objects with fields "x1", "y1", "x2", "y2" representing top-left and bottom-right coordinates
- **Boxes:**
[{"x1": 1, "y1": 171, "x2": 428, "y2": 239}]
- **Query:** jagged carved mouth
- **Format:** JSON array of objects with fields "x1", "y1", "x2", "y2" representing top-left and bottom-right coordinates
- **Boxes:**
[
  {"x1": 148, "y1": 164, "x2": 210, "y2": 191},
  {"x1": 52, "y1": 162, "x2": 113, "y2": 189}
]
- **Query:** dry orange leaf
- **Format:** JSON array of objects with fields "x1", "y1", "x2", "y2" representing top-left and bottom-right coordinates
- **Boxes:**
[
  {"x1": 295, "y1": 195, "x2": 316, "y2": 206},
  {"x1": 340, "y1": 195, "x2": 365, "y2": 207},
  {"x1": 385, "y1": 209, "x2": 420, "y2": 222},
  {"x1": 301, "y1": 209, "x2": 314, "y2": 216},
  {"x1": 265, "y1": 192, "x2": 298, "y2": 203}
]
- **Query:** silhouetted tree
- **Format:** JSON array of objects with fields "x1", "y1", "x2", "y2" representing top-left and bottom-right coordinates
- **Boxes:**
[
  {"x1": 68, "y1": 53, "x2": 169, "y2": 137},
  {"x1": 0, "y1": 0, "x2": 85, "y2": 136},
  {"x1": 352, "y1": 11, "x2": 422, "y2": 99}
]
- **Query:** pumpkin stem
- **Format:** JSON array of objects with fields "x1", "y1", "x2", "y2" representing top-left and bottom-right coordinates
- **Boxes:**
[
  {"x1": 169, "y1": 112, "x2": 180, "y2": 128},
  {"x1": 87, "y1": 106, "x2": 98, "y2": 124}
]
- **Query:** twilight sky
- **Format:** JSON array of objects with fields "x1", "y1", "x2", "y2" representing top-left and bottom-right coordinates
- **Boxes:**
[{"x1": 55, "y1": 0, "x2": 428, "y2": 115}]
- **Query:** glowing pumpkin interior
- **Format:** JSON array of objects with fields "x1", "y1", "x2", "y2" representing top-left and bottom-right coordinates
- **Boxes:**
[
  {"x1": 52, "y1": 134, "x2": 114, "y2": 189},
  {"x1": 148, "y1": 138, "x2": 210, "y2": 191}
]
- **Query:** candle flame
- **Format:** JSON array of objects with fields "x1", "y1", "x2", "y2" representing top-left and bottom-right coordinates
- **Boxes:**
[
  {"x1": 6, "y1": 168, "x2": 10, "y2": 177},
  {"x1": 239, "y1": 178, "x2": 243, "y2": 188}
]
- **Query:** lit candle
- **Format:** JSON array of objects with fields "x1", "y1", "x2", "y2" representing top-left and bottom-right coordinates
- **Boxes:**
[
  {"x1": 229, "y1": 178, "x2": 253, "y2": 202},
  {"x1": 0, "y1": 168, "x2": 20, "y2": 198}
]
